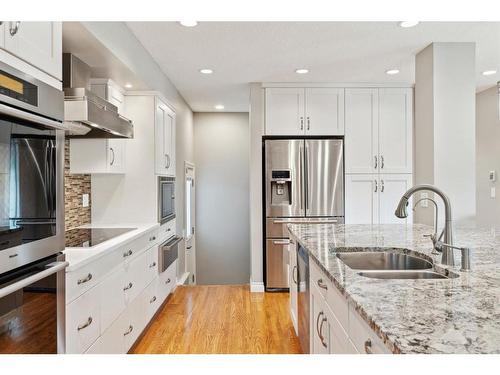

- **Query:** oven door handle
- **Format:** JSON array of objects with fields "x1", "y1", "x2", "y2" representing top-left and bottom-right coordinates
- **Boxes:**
[
  {"x1": 0, "y1": 103, "x2": 65, "y2": 131},
  {"x1": 0, "y1": 261, "x2": 68, "y2": 299},
  {"x1": 161, "y1": 236, "x2": 183, "y2": 249}
]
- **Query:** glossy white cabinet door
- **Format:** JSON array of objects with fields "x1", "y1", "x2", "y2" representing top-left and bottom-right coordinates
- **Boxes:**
[
  {"x1": 265, "y1": 88, "x2": 305, "y2": 135},
  {"x1": 305, "y1": 88, "x2": 344, "y2": 135},
  {"x1": 164, "y1": 110, "x2": 175, "y2": 176},
  {"x1": 86, "y1": 310, "x2": 129, "y2": 354},
  {"x1": 310, "y1": 284, "x2": 329, "y2": 354},
  {"x1": 379, "y1": 174, "x2": 412, "y2": 224},
  {"x1": 378, "y1": 88, "x2": 413, "y2": 174},
  {"x1": 289, "y1": 245, "x2": 298, "y2": 335},
  {"x1": 345, "y1": 89, "x2": 379, "y2": 174},
  {"x1": 3, "y1": 22, "x2": 62, "y2": 79},
  {"x1": 155, "y1": 98, "x2": 176, "y2": 176},
  {"x1": 345, "y1": 174, "x2": 379, "y2": 225},
  {"x1": 108, "y1": 139, "x2": 126, "y2": 173},
  {"x1": 99, "y1": 266, "x2": 126, "y2": 333}
]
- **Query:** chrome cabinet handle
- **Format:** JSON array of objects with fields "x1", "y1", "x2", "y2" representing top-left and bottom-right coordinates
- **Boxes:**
[
  {"x1": 380, "y1": 155, "x2": 384, "y2": 169},
  {"x1": 292, "y1": 265, "x2": 298, "y2": 285},
  {"x1": 317, "y1": 278, "x2": 328, "y2": 290},
  {"x1": 109, "y1": 147, "x2": 115, "y2": 166},
  {"x1": 149, "y1": 261, "x2": 157, "y2": 268},
  {"x1": 77, "y1": 317, "x2": 93, "y2": 331},
  {"x1": 300, "y1": 116, "x2": 304, "y2": 130},
  {"x1": 166, "y1": 278, "x2": 171, "y2": 284},
  {"x1": 8, "y1": 253, "x2": 18, "y2": 258},
  {"x1": 149, "y1": 236, "x2": 156, "y2": 241},
  {"x1": 124, "y1": 325, "x2": 133, "y2": 336},
  {"x1": 306, "y1": 116, "x2": 310, "y2": 131},
  {"x1": 319, "y1": 315, "x2": 328, "y2": 348},
  {"x1": 316, "y1": 311, "x2": 323, "y2": 340},
  {"x1": 374, "y1": 155, "x2": 378, "y2": 169},
  {"x1": 165, "y1": 154, "x2": 170, "y2": 169},
  {"x1": 374, "y1": 180, "x2": 378, "y2": 193},
  {"x1": 364, "y1": 338, "x2": 373, "y2": 354},
  {"x1": 123, "y1": 282, "x2": 133, "y2": 291},
  {"x1": 9, "y1": 21, "x2": 20, "y2": 36},
  {"x1": 381, "y1": 179, "x2": 385, "y2": 193},
  {"x1": 77, "y1": 273, "x2": 93, "y2": 285},
  {"x1": 150, "y1": 296, "x2": 157, "y2": 304},
  {"x1": 123, "y1": 250, "x2": 133, "y2": 258}
]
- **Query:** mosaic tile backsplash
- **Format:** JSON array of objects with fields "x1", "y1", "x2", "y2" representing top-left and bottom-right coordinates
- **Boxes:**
[{"x1": 64, "y1": 140, "x2": 91, "y2": 231}]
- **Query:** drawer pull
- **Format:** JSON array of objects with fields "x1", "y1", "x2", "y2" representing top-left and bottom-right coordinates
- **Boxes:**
[
  {"x1": 77, "y1": 317, "x2": 93, "y2": 331},
  {"x1": 123, "y1": 250, "x2": 133, "y2": 258},
  {"x1": 166, "y1": 228, "x2": 171, "y2": 232},
  {"x1": 149, "y1": 262, "x2": 157, "y2": 268},
  {"x1": 319, "y1": 315, "x2": 328, "y2": 348},
  {"x1": 150, "y1": 296, "x2": 157, "y2": 304},
  {"x1": 364, "y1": 339, "x2": 373, "y2": 354},
  {"x1": 149, "y1": 236, "x2": 156, "y2": 241},
  {"x1": 292, "y1": 265, "x2": 298, "y2": 285},
  {"x1": 124, "y1": 325, "x2": 133, "y2": 336},
  {"x1": 9, "y1": 253, "x2": 18, "y2": 258},
  {"x1": 123, "y1": 282, "x2": 133, "y2": 291},
  {"x1": 166, "y1": 278, "x2": 171, "y2": 284},
  {"x1": 77, "y1": 273, "x2": 93, "y2": 285},
  {"x1": 317, "y1": 278, "x2": 328, "y2": 290}
]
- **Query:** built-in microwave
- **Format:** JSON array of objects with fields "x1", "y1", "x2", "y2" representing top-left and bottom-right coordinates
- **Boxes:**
[{"x1": 158, "y1": 176, "x2": 176, "y2": 224}]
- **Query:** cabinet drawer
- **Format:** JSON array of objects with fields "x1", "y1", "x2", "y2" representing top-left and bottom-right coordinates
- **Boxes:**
[
  {"x1": 66, "y1": 261, "x2": 104, "y2": 304},
  {"x1": 158, "y1": 259, "x2": 177, "y2": 302},
  {"x1": 86, "y1": 309, "x2": 129, "y2": 354},
  {"x1": 123, "y1": 249, "x2": 150, "y2": 303},
  {"x1": 349, "y1": 306, "x2": 391, "y2": 354},
  {"x1": 326, "y1": 304, "x2": 357, "y2": 354},
  {"x1": 158, "y1": 220, "x2": 176, "y2": 241},
  {"x1": 66, "y1": 285, "x2": 101, "y2": 353},
  {"x1": 124, "y1": 286, "x2": 150, "y2": 351},
  {"x1": 121, "y1": 232, "x2": 153, "y2": 263},
  {"x1": 147, "y1": 245, "x2": 159, "y2": 283},
  {"x1": 146, "y1": 279, "x2": 162, "y2": 322},
  {"x1": 310, "y1": 261, "x2": 349, "y2": 330}
]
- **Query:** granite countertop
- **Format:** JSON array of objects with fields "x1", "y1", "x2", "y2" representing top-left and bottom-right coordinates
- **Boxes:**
[
  {"x1": 287, "y1": 223, "x2": 500, "y2": 354},
  {"x1": 63, "y1": 223, "x2": 159, "y2": 272}
]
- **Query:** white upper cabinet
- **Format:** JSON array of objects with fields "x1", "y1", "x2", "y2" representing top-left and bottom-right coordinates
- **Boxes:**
[
  {"x1": 155, "y1": 98, "x2": 176, "y2": 176},
  {"x1": 2, "y1": 22, "x2": 62, "y2": 80},
  {"x1": 305, "y1": 88, "x2": 344, "y2": 135},
  {"x1": 345, "y1": 88, "x2": 412, "y2": 175},
  {"x1": 345, "y1": 89, "x2": 379, "y2": 174},
  {"x1": 265, "y1": 88, "x2": 305, "y2": 135},
  {"x1": 378, "y1": 88, "x2": 413, "y2": 174},
  {"x1": 265, "y1": 87, "x2": 345, "y2": 136},
  {"x1": 70, "y1": 139, "x2": 126, "y2": 174}
]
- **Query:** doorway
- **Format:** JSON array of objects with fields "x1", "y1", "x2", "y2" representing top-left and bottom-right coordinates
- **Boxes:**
[{"x1": 185, "y1": 162, "x2": 196, "y2": 284}]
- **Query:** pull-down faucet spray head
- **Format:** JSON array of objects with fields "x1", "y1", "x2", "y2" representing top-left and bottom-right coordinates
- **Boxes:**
[{"x1": 395, "y1": 196, "x2": 410, "y2": 218}]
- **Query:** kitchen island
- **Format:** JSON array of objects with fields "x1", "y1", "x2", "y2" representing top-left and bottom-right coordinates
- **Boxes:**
[{"x1": 287, "y1": 223, "x2": 500, "y2": 354}]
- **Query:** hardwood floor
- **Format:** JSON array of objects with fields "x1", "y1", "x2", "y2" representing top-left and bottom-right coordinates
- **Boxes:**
[{"x1": 132, "y1": 285, "x2": 302, "y2": 354}]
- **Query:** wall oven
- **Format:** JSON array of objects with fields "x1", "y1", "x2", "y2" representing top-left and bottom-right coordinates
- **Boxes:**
[
  {"x1": 158, "y1": 176, "x2": 176, "y2": 224},
  {"x1": 0, "y1": 60, "x2": 67, "y2": 353}
]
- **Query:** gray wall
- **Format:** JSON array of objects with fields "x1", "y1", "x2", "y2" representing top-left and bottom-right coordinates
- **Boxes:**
[
  {"x1": 476, "y1": 87, "x2": 500, "y2": 227},
  {"x1": 194, "y1": 112, "x2": 250, "y2": 284}
]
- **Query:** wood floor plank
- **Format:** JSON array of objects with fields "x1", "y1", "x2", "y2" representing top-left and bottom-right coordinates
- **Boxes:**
[{"x1": 131, "y1": 285, "x2": 302, "y2": 354}]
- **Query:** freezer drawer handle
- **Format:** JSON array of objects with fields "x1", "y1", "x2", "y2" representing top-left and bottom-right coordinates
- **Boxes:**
[
  {"x1": 0, "y1": 261, "x2": 69, "y2": 299},
  {"x1": 272, "y1": 219, "x2": 338, "y2": 224}
]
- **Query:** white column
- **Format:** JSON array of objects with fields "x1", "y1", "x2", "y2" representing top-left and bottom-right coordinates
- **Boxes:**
[{"x1": 414, "y1": 43, "x2": 476, "y2": 225}]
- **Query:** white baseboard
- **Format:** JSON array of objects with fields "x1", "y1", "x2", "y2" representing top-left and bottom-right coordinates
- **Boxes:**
[{"x1": 250, "y1": 280, "x2": 265, "y2": 293}]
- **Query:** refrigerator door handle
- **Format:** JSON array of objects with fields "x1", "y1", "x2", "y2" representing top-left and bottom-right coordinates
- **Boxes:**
[
  {"x1": 299, "y1": 145, "x2": 304, "y2": 211},
  {"x1": 304, "y1": 144, "x2": 309, "y2": 212}
]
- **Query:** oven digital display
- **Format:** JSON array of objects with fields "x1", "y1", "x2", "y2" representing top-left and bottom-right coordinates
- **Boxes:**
[{"x1": 0, "y1": 69, "x2": 38, "y2": 106}]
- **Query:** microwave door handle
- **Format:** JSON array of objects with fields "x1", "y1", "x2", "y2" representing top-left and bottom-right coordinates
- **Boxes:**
[{"x1": 0, "y1": 261, "x2": 68, "y2": 299}]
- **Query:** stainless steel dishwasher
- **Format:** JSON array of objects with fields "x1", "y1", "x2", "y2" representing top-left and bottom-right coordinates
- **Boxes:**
[{"x1": 297, "y1": 244, "x2": 310, "y2": 353}]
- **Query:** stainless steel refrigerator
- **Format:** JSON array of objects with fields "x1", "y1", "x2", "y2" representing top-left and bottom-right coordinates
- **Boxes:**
[{"x1": 264, "y1": 138, "x2": 344, "y2": 290}]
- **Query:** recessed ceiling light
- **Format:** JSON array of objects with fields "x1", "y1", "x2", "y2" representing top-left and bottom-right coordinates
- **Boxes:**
[
  {"x1": 386, "y1": 69, "x2": 400, "y2": 75},
  {"x1": 482, "y1": 70, "x2": 497, "y2": 76},
  {"x1": 295, "y1": 68, "x2": 309, "y2": 74},
  {"x1": 124, "y1": 83, "x2": 133, "y2": 89},
  {"x1": 214, "y1": 104, "x2": 224, "y2": 110},
  {"x1": 399, "y1": 21, "x2": 419, "y2": 28},
  {"x1": 179, "y1": 21, "x2": 198, "y2": 27},
  {"x1": 199, "y1": 69, "x2": 213, "y2": 74}
]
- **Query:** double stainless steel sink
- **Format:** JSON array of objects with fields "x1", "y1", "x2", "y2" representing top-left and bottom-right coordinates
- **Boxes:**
[{"x1": 336, "y1": 251, "x2": 457, "y2": 279}]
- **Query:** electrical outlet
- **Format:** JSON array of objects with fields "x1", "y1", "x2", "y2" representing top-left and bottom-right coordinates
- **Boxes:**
[
  {"x1": 490, "y1": 170, "x2": 496, "y2": 182},
  {"x1": 82, "y1": 193, "x2": 90, "y2": 207},
  {"x1": 420, "y1": 192, "x2": 428, "y2": 208}
]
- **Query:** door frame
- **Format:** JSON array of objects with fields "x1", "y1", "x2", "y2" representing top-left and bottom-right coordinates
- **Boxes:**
[{"x1": 184, "y1": 161, "x2": 196, "y2": 284}]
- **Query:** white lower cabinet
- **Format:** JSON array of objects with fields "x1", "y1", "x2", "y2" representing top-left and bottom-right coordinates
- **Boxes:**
[
  {"x1": 308, "y1": 261, "x2": 389, "y2": 354},
  {"x1": 69, "y1": 227, "x2": 178, "y2": 354},
  {"x1": 289, "y1": 246, "x2": 298, "y2": 335}
]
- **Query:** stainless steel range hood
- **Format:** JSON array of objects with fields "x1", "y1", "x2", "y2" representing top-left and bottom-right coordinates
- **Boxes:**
[{"x1": 63, "y1": 53, "x2": 133, "y2": 138}]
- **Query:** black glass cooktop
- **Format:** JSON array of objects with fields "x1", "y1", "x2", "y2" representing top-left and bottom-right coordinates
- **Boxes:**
[{"x1": 65, "y1": 227, "x2": 136, "y2": 248}]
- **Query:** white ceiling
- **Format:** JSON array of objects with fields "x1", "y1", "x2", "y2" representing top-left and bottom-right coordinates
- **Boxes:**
[{"x1": 127, "y1": 22, "x2": 500, "y2": 112}]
